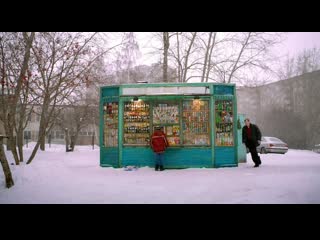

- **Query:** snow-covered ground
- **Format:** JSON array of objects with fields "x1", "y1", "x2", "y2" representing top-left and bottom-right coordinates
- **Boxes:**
[{"x1": 1, "y1": 143, "x2": 320, "y2": 204}]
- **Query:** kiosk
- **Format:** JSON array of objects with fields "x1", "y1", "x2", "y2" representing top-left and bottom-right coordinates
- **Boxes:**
[{"x1": 100, "y1": 83, "x2": 238, "y2": 168}]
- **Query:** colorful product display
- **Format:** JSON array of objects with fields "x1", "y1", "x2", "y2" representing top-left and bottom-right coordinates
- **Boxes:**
[
  {"x1": 182, "y1": 100, "x2": 210, "y2": 145},
  {"x1": 215, "y1": 100, "x2": 234, "y2": 146},
  {"x1": 103, "y1": 102, "x2": 118, "y2": 147},
  {"x1": 153, "y1": 103, "x2": 180, "y2": 146},
  {"x1": 164, "y1": 125, "x2": 180, "y2": 146},
  {"x1": 104, "y1": 99, "x2": 232, "y2": 147},
  {"x1": 153, "y1": 104, "x2": 179, "y2": 124},
  {"x1": 124, "y1": 101, "x2": 150, "y2": 145}
]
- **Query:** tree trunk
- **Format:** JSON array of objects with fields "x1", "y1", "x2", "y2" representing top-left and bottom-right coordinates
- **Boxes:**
[
  {"x1": 227, "y1": 32, "x2": 251, "y2": 83},
  {"x1": 70, "y1": 134, "x2": 78, "y2": 152},
  {"x1": 38, "y1": 121, "x2": 47, "y2": 152},
  {"x1": 201, "y1": 32, "x2": 213, "y2": 82},
  {"x1": 176, "y1": 32, "x2": 181, "y2": 82},
  {"x1": 0, "y1": 137, "x2": 14, "y2": 188},
  {"x1": 26, "y1": 140, "x2": 40, "y2": 164},
  {"x1": 27, "y1": 114, "x2": 48, "y2": 164},
  {"x1": 163, "y1": 32, "x2": 169, "y2": 82},
  {"x1": 205, "y1": 33, "x2": 217, "y2": 82},
  {"x1": 9, "y1": 136, "x2": 19, "y2": 165},
  {"x1": 16, "y1": 130, "x2": 24, "y2": 162},
  {"x1": 182, "y1": 32, "x2": 197, "y2": 82},
  {"x1": 39, "y1": 101, "x2": 49, "y2": 152},
  {"x1": 65, "y1": 128, "x2": 70, "y2": 152},
  {"x1": 27, "y1": 95, "x2": 55, "y2": 164},
  {"x1": 6, "y1": 32, "x2": 35, "y2": 164},
  {"x1": 40, "y1": 136, "x2": 45, "y2": 151}
]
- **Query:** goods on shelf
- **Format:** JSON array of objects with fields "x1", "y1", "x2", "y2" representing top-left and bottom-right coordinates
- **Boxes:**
[
  {"x1": 182, "y1": 100, "x2": 210, "y2": 145},
  {"x1": 104, "y1": 102, "x2": 118, "y2": 147},
  {"x1": 123, "y1": 101, "x2": 150, "y2": 145},
  {"x1": 215, "y1": 100, "x2": 234, "y2": 146}
]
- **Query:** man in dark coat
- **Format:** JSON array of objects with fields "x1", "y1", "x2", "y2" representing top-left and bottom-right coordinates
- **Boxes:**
[{"x1": 242, "y1": 118, "x2": 262, "y2": 167}]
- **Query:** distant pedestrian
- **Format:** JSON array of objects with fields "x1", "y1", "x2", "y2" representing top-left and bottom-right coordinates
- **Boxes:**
[
  {"x1": 242, "y1": 118, "x2": 262, "y2": 167},
  {"x1": 150, "y1": 126, "x2": 169, "y2": 171}
]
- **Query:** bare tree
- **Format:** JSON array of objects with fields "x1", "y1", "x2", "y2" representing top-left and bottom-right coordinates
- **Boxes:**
[
  {"x1": 0, "y1": 32, "x2": 35, "y2": 166},
  {"x1": 182, "y1": 32, "x2": 198, "y2": 83},
  {"x1": 143, "y1": 32, "x2": 182, "y2": 83},
  {"x1": 14, "y1": 58, "x2": 40, "y2": 162},
  {"x1": 146, "y1": 32, "x2": 285, "y2": 85},
  {"x1": 175, "y1": 32, "x2": 181, "y2": 82},
  {"x1": 295, "y1": 47, "x2": 320, "y2": 75},
  {"x1": 26, "y1": 32, "x2": 123, "y2": 164},
  {"x1": 0, "y1": 134, "x2": 14, "y2": 188},
  {"x1": 15, "y1": 95, "x2": 35, "y2": 162},
  {"x1": 277, "y1": 47, "x2": 320, "y2": 80},
  {"x1": 163, "y1": 32, "x2": 170, "y2": 82},
  {"x1": 56, "y1": 102, "x2": 97, "y2": 152},
  {"x1": 168, "y1": 32, "x2": 199, "y2": 82},
  {"x1": 114, "y1": 32, "x2": 140, "y2": 83},
  {"x1": 205, "y1": 32, "x2": 285, "y2": 85},
  {"x1": 277, "y1": 54, "x2": 296, "y2": 80},
  {"x1": 199, "y1": 32, "x2": 217, "y2": 82},
  {"x1": 227, "y1": 32, "x2": 252, "y2": 83},
  {"x1": 0, "y1": 32, "x2": 34, "y2": 188}
]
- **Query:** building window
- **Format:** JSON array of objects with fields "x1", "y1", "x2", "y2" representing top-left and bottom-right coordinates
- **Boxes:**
[
  {"x1": 24, "y1": 131, "x2": 31, "y2": 139},
  {"x1": 32, "y1": 131, "x2": 39, "y2": 140},
  {"x1": 55, "y1": 131, "x2": 64, "y2": 139},
  {"x1": 48, "y1": 131, "x2": 55, "y2": 139}
]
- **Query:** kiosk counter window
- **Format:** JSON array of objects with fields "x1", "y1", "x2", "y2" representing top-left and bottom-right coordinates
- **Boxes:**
[
  {"x1": 153, "y1": 101, "x2": 180, "y2": 146},
  {"x1": 152, "y1": 100, "x2": 210, "y2": 147}
]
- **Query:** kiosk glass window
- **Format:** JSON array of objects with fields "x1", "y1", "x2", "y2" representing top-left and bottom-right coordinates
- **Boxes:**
[
  {"x1": 215, "y1": 100, "x2": 234, "y2": 146},
  {"x1": 182, "y1": 99, "x2": 210, "y2": 145},
  {"x1": 123, "y1": 100, "x2": 150, "y2": 145},
  {"x1": 103, "y1": 102, "x2": 118, "y2": 147},
  {"x1": 152, "y1": 101, "x2": 180, "y2": 146}
]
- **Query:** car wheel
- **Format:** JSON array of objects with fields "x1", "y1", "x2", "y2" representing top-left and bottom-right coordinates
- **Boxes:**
[{"x1": 261, "y1": 147, "x2": 267, "y2": 154}]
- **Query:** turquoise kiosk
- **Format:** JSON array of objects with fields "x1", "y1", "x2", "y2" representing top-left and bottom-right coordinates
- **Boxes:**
[{"x1": 100, "y1": 83, "x2": 239, "y2": 168}]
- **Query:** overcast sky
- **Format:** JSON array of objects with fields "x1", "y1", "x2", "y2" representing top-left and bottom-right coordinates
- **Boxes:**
[
  {"x1": 135, "y1": 32, "x2": 320, "y2": 66},
  {"x1": 274, "y1": 32, "x2": 320, "y2": 57}
]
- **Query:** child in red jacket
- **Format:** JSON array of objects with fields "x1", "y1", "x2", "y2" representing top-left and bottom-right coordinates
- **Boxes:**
[{"x1": 150, "y1": 126, "x2": 169, "y2": 171}]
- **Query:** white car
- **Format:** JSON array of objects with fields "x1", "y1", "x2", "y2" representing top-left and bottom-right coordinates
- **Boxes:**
[
  {"x1": 246, "y1": 136, "x2": 289, "y2": 154},
  {"x1": 257, "y1": 136, "x2": 288, "y2": 154}
]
